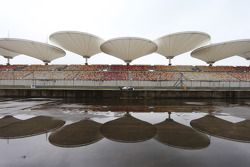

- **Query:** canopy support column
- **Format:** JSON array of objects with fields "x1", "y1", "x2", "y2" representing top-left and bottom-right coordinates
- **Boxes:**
[
  {"x1": 83, "y1": 56, "x2": 89, "y2": 65},
  {"x1": 167, "y1": 57, "x2": 173, "y2": 66},
  {"x1": 168, "y1": 112, "x2": 171, "y2": 119},
  {"x1": 85, "y1": 57, "x2": 88, "y2": 65},
  {"x1": 168, "y1": 58, "x2": 172, "y2": 66},
  {"x1": 125, "y1": 60, "x2": 131, "y2": 66},
  {"x1": 44, "y1": 61, "x2": 49, "y2": 65},
  {"x1": 208, "y1": 61, "x2": 214, "y2": 66},
  {"x1": 6, "y1": 58, "x2": 10, "y2": 65}
]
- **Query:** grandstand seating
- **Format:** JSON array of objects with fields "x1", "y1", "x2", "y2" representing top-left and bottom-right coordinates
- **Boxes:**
[
  {"x1": 104, "y1": 72, "x2": 128, "y2": 80},
  {"x1": 196, "y1": 66, "x2": 235, "y2": 72},
  {"x1": 0, "y1": 65, "x2": 26, "y2": 71},
  {"x1": 0, "y1": 71, "x2": 15, "y2": 80},
  {"x1": 75, "y1": 71, "x2": 128, "y2": 80},
  {"x1": 131, "y1": 72, "x2": 180, "y2": 81},
  {"x1": 53, "y1": 71, "x2": 79, "y2": 80},
  {"x1": 176, "y1": 65, "x2": 196, "y2": 72},
  {"x1": 154, "y1": 65, "x2": 177, "y2": 71},
  {"x1": 75, "y1": 71, "x2": 103, "y2": 80},
  {"x1": 22, "y1": 65, "x2": 66, "y2": 71},
  {"x1": 109, "y1": 65, "x2": 152, "y2": 71},
  {"x1": 14, "y1": 71, "x2": 33, "y2": 79},
  {"x1": 183, "y1": 72, "x2": 237, "y2": 81},
  {"x1": 64, "y1": 65, "x2": 109, "y2": 71},
  {"x1": 0, "y1": 65, "x2": 249, "y2": 82},
  {"x1": 235, "y1": 66, "x2": 250, "y2": 72},
  {"x1": 0, "y1": 71, "x2": 32, "y2": 80},
  {"x1": 230, "y1": 72, "x2": 250, "y2": 81}
]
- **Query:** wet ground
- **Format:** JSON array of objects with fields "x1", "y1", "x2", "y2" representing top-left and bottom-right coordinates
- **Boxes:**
[{"x1": 0, "y1": 98, "x2": 250, "y2": 167}]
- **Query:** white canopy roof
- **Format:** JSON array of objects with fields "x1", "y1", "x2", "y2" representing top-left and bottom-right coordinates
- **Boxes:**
[
  {"x1": 191, "y1": 39, "x2": 250, "y2": 64},
  {"x1": 0, "y1": 38, "x2": 66, "y2": 63},
  {"x1": 0, "y1": 47, "x2": 19, "y2": 59},
  {"x1": 155, "y1": 31, "x2": 210, "y2": 59},
  {"x1": 49, "y1": 31, "x2": 104, "y2": 58},
  {"x1": 101, "y1": 37, "x2": 157, "y2": 63}
]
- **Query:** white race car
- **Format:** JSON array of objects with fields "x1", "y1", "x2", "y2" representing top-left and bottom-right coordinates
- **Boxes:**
[{"x1": 119, "y1": 86, "x2": 135, "y2": 91}]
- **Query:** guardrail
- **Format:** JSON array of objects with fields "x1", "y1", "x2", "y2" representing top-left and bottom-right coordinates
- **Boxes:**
[{"x1": 0, "y1": 79, "x2": 250, "y2": 89}]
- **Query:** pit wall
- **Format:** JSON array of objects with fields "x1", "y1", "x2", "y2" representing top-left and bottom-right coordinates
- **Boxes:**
[
  {"x1": 0, "y1": 79, "x2": 250, "y2": 88},
  {"x1": 0, "y1": 89, "x2": 250, "y2": 99}
]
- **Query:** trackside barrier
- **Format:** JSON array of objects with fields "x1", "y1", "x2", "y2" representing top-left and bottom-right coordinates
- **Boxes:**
[{"x1": 0, "y1": 79, "x2": 250, "y2": 89}]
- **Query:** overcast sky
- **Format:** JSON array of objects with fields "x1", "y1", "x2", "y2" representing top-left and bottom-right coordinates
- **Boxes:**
[{"x1": 0, "y1": 0, "x2": 250, "y2": 66}]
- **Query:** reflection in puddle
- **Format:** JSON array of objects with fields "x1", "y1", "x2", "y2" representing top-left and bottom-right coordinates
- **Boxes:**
[
  {"x1": 191, "y1": 114, "x2": 250, "y2": 142},
  {"x1": 0, "y1": 116, "x2": 65, "y2": 139},
  {"x1": 101, "y1": 113, "x2": 156, "y2": 143},
  {"x1": 0, "y1": 115, "x2": 21, "y2": 128},
  {"x1": 0, "y1": 98, "x2": 250, "y2": 167},
  {"x1": 154, "y1": 112, "x2": 210, "y2": 149},
  {"x1": 49, "y1": 119, "x2": 103, "y2": 147}
]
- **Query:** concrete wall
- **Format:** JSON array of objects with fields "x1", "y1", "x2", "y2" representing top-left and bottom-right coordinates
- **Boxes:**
[
  {"x1": 1, "y1": 79, "x2": 250, "y2": 99},
  {"x1": 1, "y1": 79, "x2": 250, "y2": 88},
  {"x1": 0, "y1": 88, "x2": 250, "y2": 99}
]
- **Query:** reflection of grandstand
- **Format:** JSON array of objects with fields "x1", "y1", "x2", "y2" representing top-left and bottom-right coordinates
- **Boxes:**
[{"x1": 0, "y1": 65, "x2": 250, "y2": 89}]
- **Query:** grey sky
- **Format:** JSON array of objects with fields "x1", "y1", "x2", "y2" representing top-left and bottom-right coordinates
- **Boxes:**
[{"x1": 0, "y1": 0, "x2": 250, "y2": 65}]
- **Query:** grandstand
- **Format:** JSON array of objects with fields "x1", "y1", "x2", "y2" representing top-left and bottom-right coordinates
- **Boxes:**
[
  {"x1": 0, "y1": 31, "x2": 250, "y2": 95},
  {"x1": 0, "y1": 64, "x2": 250, "y2": 89}
]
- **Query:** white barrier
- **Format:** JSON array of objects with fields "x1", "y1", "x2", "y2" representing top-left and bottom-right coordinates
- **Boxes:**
[{"x1": 0, "y1": 79, "x2": 250, "y2": 89}]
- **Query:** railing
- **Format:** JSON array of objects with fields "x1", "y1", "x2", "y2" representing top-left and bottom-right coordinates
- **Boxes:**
[{"x1": 0, "y1": 79, "x2": 250, "y2": 89}]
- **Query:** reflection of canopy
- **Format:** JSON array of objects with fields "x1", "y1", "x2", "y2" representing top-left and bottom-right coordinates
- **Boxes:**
[
  {"x1": 155, "y1": 31, "x2": 210, "y2": 59},
  {"x1": 49, "y1": 31, "x2": 104, "y2": 58},
  {"x1": 49, "y1": 119, "x2": 103, "y2": 147},
  {"x1": 155, "y1": 118, "x2": 210, "y2": 149},
  {"x1": 191, "y1": 39, "x2": 250, "y2": 65},
  {"x1": 101, "y1": 37, "x2": 157, "y2": 64},
  {"x1": 191, "y1": 115, "x2": 250, "y2": 142},
  {"x1": 0, "y1": 38, "x2": 66, "y2": 64},
  {"x1": 0, "y1": 48, "x2": 19, "y2": 59},
  {"x1": 0, "y1": 115, "x2": 20, "y2": 128},
  {"x1": 0, "y1": 116, "x2": 65, "y2": 139},
  {"x1": 100, "y1": 113, "x2": 156, "y2": 143},
  {"x1": 235, "y1": 120, "x2": 250, "y2": 128}
]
